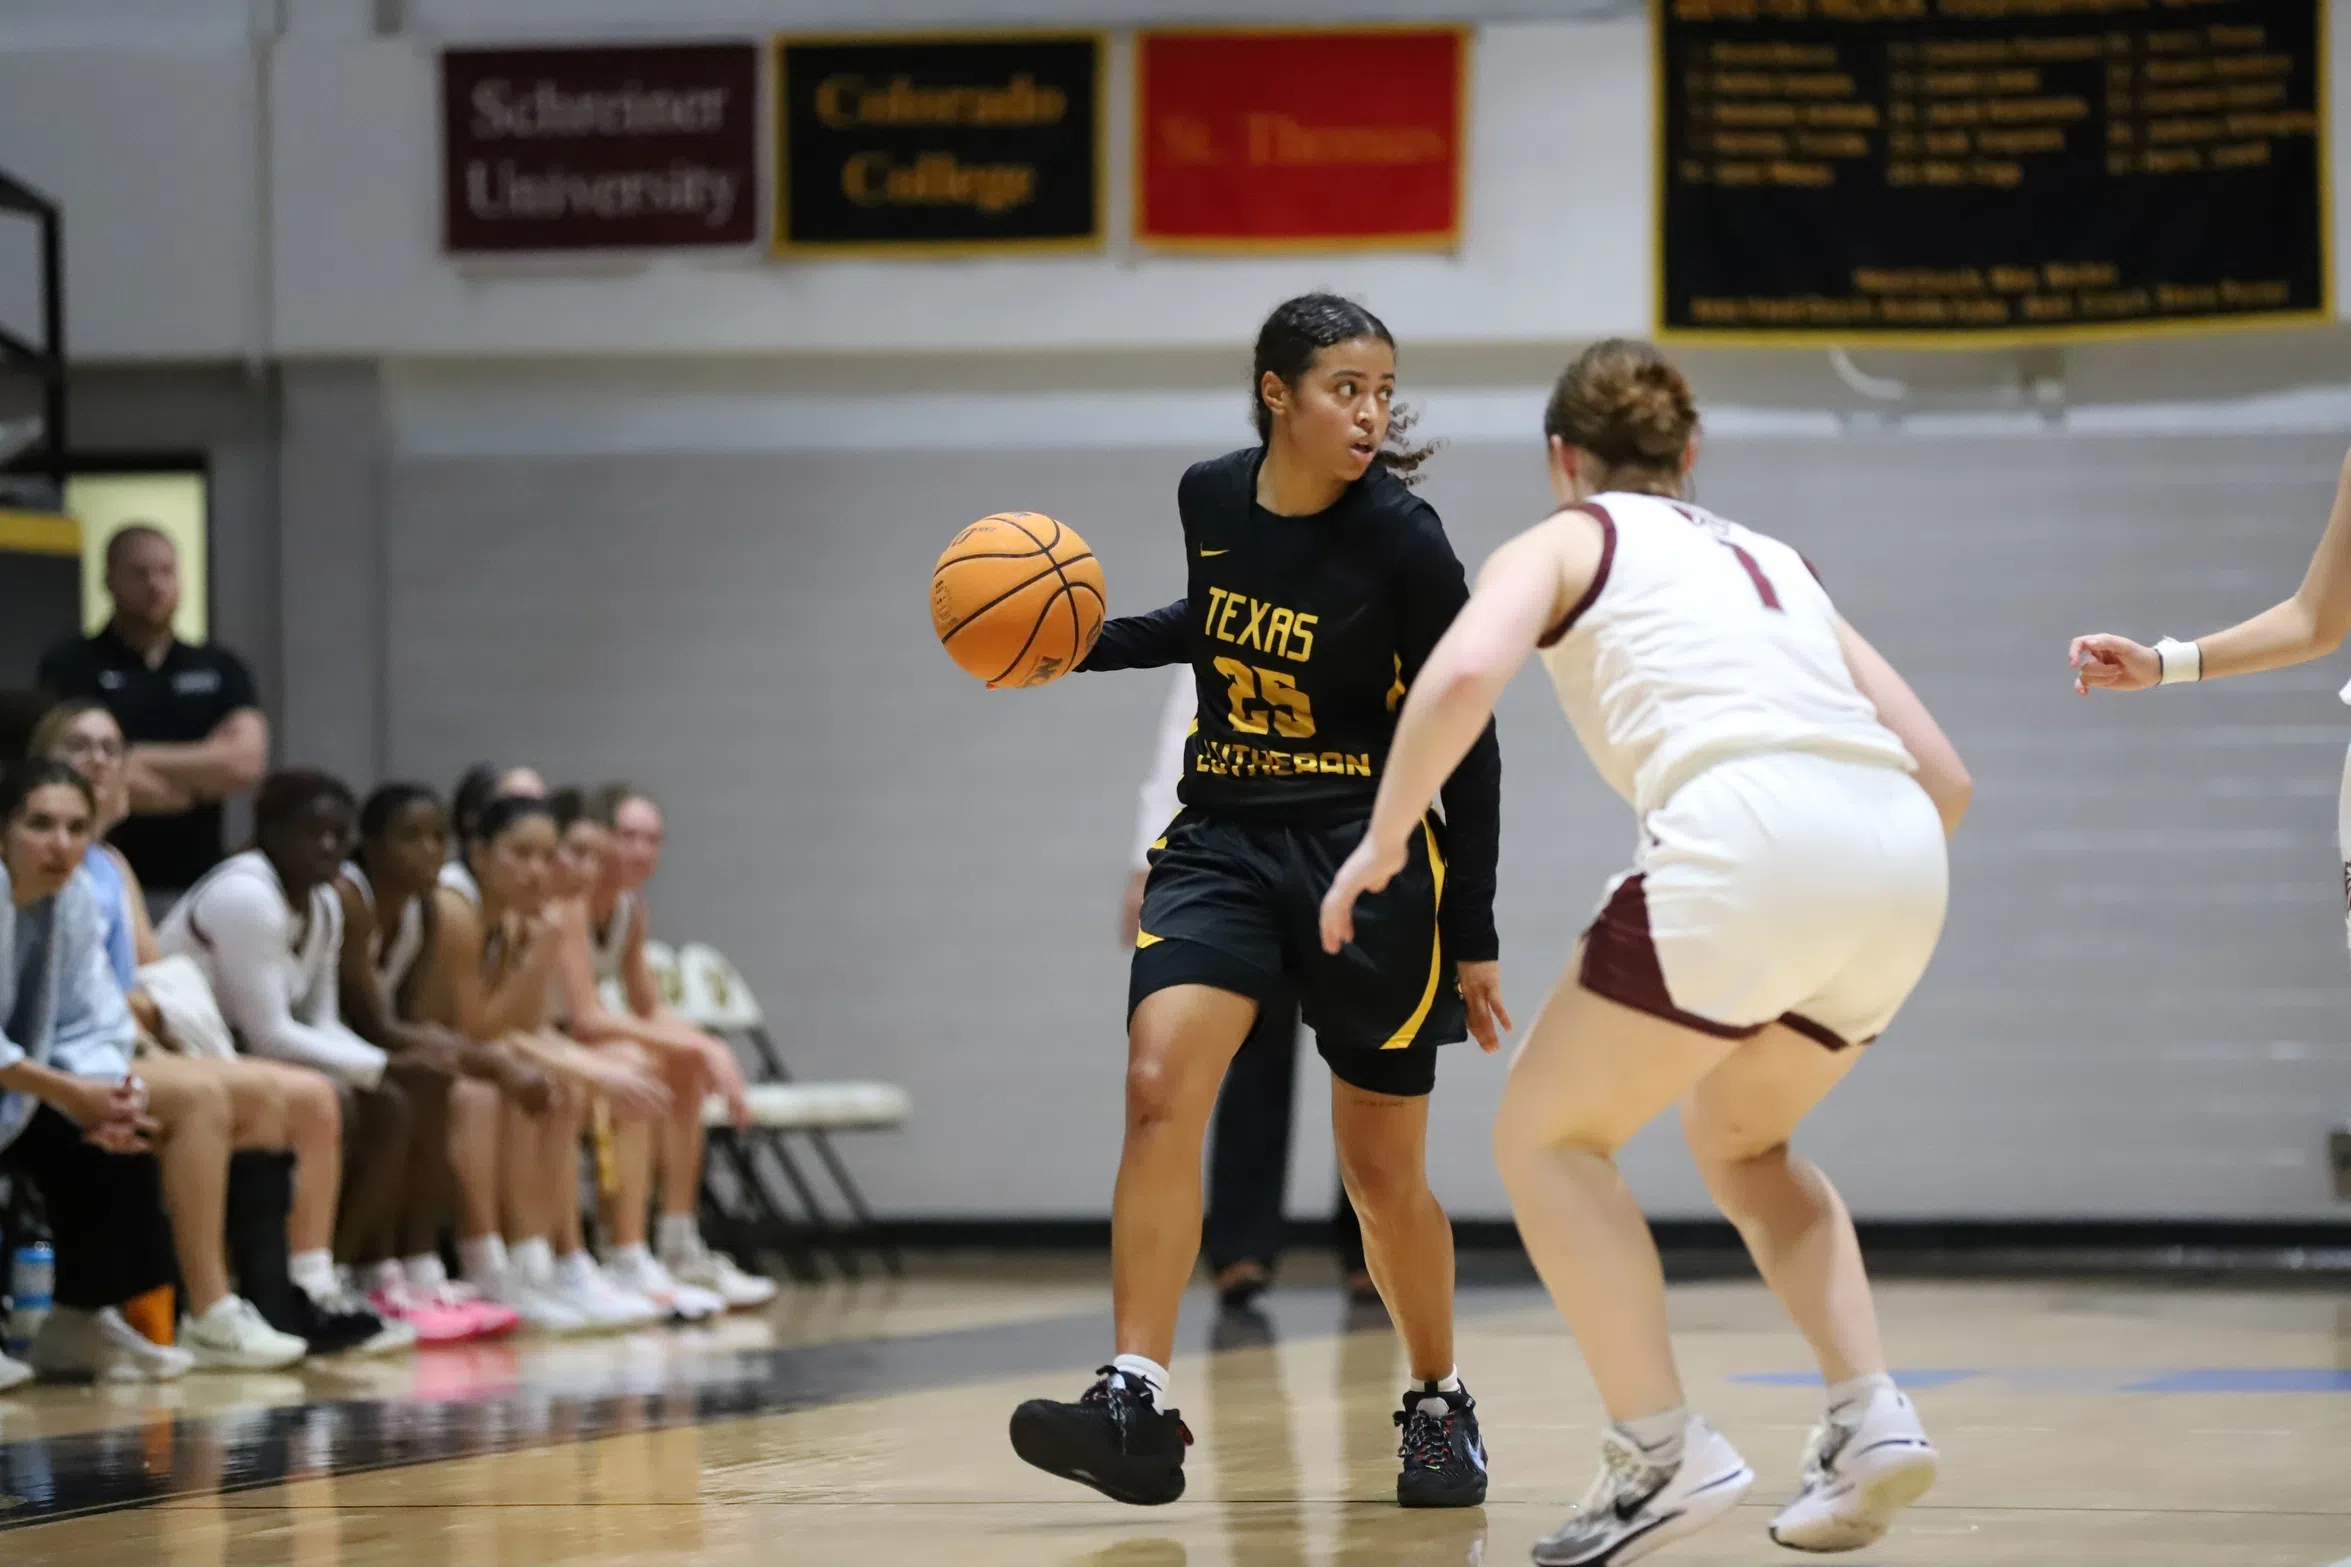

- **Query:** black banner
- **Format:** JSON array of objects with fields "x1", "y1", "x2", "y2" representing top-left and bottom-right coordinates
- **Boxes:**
[
  {"x1": 1658, "y1": 0, "x2": 2328, "y2": 344},
  {"x1": 774, "y1": 34, "x2": 1102, "y2": 255}
]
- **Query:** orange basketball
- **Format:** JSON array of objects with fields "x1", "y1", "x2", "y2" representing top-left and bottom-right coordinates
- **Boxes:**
[{"x1": 930, "y1": 512, "x2": 1107, "y2": 688}]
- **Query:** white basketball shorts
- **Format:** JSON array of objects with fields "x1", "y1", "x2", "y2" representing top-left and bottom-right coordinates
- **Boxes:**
[{"x1": 1581, "y1": 750, "x2": 1949, "y2": 1048}]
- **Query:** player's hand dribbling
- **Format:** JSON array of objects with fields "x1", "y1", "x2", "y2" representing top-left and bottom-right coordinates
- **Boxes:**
[
  {"x1": 1319, "y1": 832, "x2": 1408, "y2": 954},
  {"x1": 2068, "y1": 634, "x2": 2159, "y2": 695},
  {"x1": 1455, "y1": 960, "x2": 1512, "y2": 1053}
]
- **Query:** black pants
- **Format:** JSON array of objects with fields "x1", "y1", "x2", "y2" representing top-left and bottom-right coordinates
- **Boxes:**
[
  {"x1": 0, "y1": 1105, "x2": 177, "y2": 1310},
  {"x1": 1203, "y1": 989, "x2": 1365, "y2": 1278}
]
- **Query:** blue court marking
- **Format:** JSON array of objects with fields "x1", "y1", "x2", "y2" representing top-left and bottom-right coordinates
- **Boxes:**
[
  {"x1": 1729, "y1": 1370, "x2": 1986, "y2": 1389},
  {"x1": 2120, "y1": 1369, "x2": 2351, "y2": 1394},
  {"x1": 1732, "y1": 1368, "x2": 2351, "y2": 1394}
]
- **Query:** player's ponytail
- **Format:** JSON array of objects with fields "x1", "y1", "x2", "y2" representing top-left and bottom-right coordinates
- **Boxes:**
[
  {"x1": 1543, "y1": 338, "x2": 1699, "y2": 492},
  {"x1": 1251, "y1": 293, "x2": 1436, "y2": 484}
]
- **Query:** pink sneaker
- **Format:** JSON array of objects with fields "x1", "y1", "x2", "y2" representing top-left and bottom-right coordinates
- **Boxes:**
[
  {"x1": 439, "y1": 1284, "x2": 521, "y2": 1341},
  {"x1": 370, "y1": 1285, "x2": 481, "y2": 1345}
]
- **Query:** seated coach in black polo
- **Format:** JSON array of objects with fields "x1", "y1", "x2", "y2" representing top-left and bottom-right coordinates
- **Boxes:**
[{"x1": 37, "y1": 525, "x2": 268, "y2": 899}]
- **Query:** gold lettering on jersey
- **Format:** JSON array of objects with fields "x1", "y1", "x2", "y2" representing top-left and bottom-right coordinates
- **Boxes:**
[
  {"x1": 1237, "y1": 597, "x2": 1272, "y2": 650},
  {"x1": 1202, "y1": 589, "x2": 1318, "y2": 663},
  {"x1": 1193, "y1": 736, "x2": 1371, "y2": 779}
]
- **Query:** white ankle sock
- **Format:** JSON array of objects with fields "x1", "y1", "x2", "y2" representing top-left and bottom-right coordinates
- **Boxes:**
[
  {"x1": 289, "y1": 1248, "x2": 339, "y2": 1302},
  {"x1": 656, "y1": 1214, "x2": 699, "y2": 1256},
  {"x1": 1110, "y1": 1353, "x2": 1170, "y2": 1403},
  {"x1": 405, "y1": 1253, "x2": 450, "y2": 1291},
  {"x1": 510, "y1": 1236, "x2": 556, "y2": 1286},
  {"x1": 369, "y1": 1259, "x2": 407, "y2": 1295},
  {"x1": 1825, "y1": 1371, "x2": 1897, "y2": 1414},
  {"x1": 611, "y1": 1242, "x2": 652, "y2": 1269},
  {"x1": 1408, "y1": 1367, "x2": 1466, "y2": 1415},
  {"x1": 556, "y1": 1250, "x2": 600, "y2": 1289},
  {"x1": 459, "y1": 1235, "x2": 507, "y2": 1286},
  {"x1": 1615, "y1": 1406, "x2": 1690, "y2": 1463}
]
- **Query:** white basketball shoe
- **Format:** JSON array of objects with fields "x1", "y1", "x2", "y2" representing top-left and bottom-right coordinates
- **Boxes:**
[
  {"x1": 1532, "y1": 1415, "x2": 1754, "y2": 1565},
  {"x1": 1768, "y1": 1383, "x2": 1938, "y2": 1552}
]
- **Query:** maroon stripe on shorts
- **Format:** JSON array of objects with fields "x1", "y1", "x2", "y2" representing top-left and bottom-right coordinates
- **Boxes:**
[
  {"x1": 1579, "y1": 873, "x2": 1764, "y2": 1041},
  {"x1": 1777, "y1": 1011, "x2": 1854, "y2": 1052},
  {"x1": 1537, "y1": 501, "x2": 1618, "y2": 649}
]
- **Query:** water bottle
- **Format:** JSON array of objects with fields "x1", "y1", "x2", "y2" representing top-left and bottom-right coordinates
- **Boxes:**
[{"x1": 6, "y1": 1242, "x2": 54, "y2": 1357}]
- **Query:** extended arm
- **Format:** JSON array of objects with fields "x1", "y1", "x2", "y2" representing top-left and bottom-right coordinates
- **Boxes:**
[
  {"x1": 1078, "y1": 600, "x2": 1190, "y2": 672},
  {"x1": 1393, "y1": 523, "x2": 1504, "y2": 964},
  {"x1": 2073, "y1": 445, "x2": 2351, "y2": 690}
]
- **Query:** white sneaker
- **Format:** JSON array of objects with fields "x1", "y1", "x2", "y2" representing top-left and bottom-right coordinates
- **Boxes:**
[
  {"x1": 603, "y1": 1249, "x2": 724, "y2": 1323},
  {"x1": 554, "y1": 1255, "x2": 663, "y2": 1332},
  {"x1": 1769, "y1": 1385, "x2": 1938, "y2": 1552},
  {"x1": 29, "y1": 1307, "x2": 198, "y2": 1383},
  {"x1": 481, "y1": 1269, "x2": 591, "y2": 1336},
  {"x1": 662, "y1": 1236, "x2": 778, "y2": 1309},
  {"x1": 1533, "y1": 1416, "x2": 1754, "y2": 1566},
  {"x1": 0, "y1": 1351, "x2": 30, "y2": 1392},
  {"x1": 181, "y1": 1296, "x2": 310, "y2": 1372}
]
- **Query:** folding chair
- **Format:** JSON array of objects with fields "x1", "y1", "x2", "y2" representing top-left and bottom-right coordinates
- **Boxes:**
[{"x1": 674, "y1": 942, "x2": 907, "y2": 1279}]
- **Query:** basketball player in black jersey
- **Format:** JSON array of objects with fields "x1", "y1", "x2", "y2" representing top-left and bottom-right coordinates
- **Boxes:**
[{"x1": 1009, "y1": 295, "x2": 1505, "y2": 1509}]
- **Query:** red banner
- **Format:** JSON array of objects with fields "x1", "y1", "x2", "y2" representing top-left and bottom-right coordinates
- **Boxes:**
[{"x1": 1136, "y1": 28, "x2": 1466, "y2": 252}]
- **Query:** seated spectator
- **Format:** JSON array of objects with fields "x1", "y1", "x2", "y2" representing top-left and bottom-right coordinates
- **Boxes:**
[
  {"x1": 28, "y1": 701, "x2": 312, "y2": 1370},
  {"x1": 580, "y1": 784, "x2": 775, "y2": 1308},
  {"x1": 336, "y1": 782, "x2": 542, "y2": 1341},
  {"x1": 544, "y1": 794, "x2": 723, "y2": 1321},
  {"x1": 431, "y1": 795, "x2": 666, "y2": 1332},
  {"x1": 156, "y1": 771, "x2": 421, "y2": 1357},
  {"x1": 440, "y1": 763, "x2": 547, "y2": 908},
  {"x1": 0, "y1": 759, "x2": 194, "y2": 1386}
]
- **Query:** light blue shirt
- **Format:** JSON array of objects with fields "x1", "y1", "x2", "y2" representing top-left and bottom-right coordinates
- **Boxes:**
[
  {"x1": 80, "y1": 844, "x2": 138, "y2": 995},
  {"x1": 0, "y1": 863, "x2": 137, "y2": 1155}
]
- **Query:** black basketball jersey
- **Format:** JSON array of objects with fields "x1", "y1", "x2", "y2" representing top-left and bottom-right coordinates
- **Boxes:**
[{"x1": 1082, "y1": 446, "x2": 1501, "y2": 961}]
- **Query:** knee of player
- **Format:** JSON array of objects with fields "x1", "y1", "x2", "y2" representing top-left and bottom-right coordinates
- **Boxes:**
[
  {"x1": 372, "y1": 1077, "x2": 417, "y2": 1139},
  {"x1": 287, "y1": 1072, "x2": 343, "y2": 1141},
  {"x1": 1678, "y1": 1098, "x2": 1785, "y2": 1169},
  {"x1": 1491, "y1": 1099, "x2": 1611, "y2": 1173},
  {"x1": 1337, "y1": 1146, "x2": 1428, "y2": 1218},
  {"x1": 450, "y1": 1076, "x2": 498, "y2": 1127},
  {"x1": 177, "y1": 1071, "x2": 233, "y2": 1130},
  {"x1": 238, "y1": 1075, "x2": 290, "y2": 1145},
  {"x1": 1121, "y1": 1054, "x2": 1200, "y2": 1130}
]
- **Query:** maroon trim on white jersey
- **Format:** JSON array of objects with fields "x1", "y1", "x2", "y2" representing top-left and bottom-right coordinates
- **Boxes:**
[{"x1": 1536, "y1": 500, "x2": 1618, "y2": 649}]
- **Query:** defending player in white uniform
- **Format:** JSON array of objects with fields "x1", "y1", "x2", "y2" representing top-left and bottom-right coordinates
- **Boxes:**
[{"x1": 1322, "y1": 340, "x2": 1974, "y2": 1564}]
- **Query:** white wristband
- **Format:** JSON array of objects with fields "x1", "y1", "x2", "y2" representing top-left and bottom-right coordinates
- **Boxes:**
[{"x1": 2155, "y1": 636, "x2": 2202, "y2": 684}]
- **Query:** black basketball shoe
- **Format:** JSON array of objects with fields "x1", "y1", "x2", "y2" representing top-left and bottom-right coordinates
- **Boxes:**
[
  {"x1": 1395, "y1": 1380, "x2": 1488, "y2": 1508},
  {"x1": 1010, "y1": 1367, "x2": 1192, "y2": 1505}
]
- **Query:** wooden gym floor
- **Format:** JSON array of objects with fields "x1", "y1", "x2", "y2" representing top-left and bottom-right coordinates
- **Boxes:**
[{"x1": 1, "y1": 1262, "x2": 2346, "y2": 1565}]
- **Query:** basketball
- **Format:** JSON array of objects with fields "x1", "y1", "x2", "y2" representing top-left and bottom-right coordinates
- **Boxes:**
[{"x1": 930, "y1": 512, "x2": 1107, "y2": 688}]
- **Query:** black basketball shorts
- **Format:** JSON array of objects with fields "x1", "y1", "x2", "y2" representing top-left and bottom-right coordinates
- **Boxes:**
[{"x1": 1128, "y1": 809, "x2": 1466, "y2": 1098}]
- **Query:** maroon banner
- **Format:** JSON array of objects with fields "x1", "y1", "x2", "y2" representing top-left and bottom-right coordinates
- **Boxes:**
[{"x1": 442, "y1": 43, "x2": 760, "y2": 253}]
